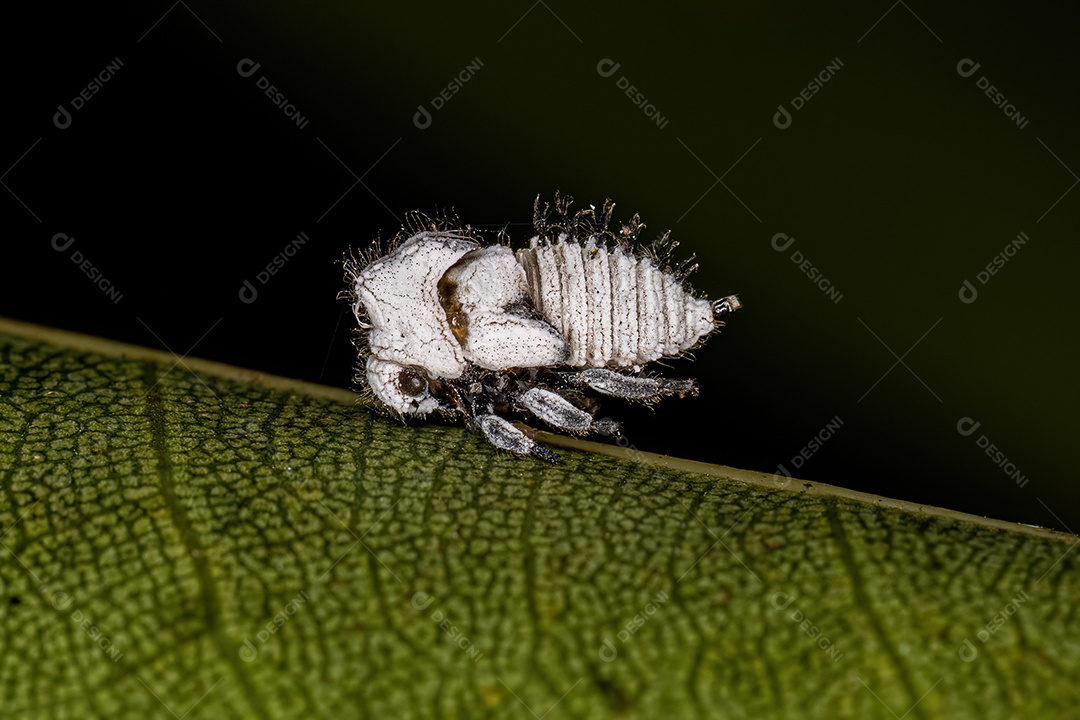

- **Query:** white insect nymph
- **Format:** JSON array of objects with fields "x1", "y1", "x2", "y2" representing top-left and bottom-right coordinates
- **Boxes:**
[{"x1": 343, "y1": 195, "x2": 741, "y2": 462}]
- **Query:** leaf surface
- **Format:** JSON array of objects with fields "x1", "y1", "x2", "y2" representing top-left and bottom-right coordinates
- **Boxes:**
[{"x1": 0, "y1": 319, "x2": 1076, "y2": 719}]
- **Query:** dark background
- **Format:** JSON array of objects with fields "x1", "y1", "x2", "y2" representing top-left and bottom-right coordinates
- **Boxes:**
[{"x1": 2, "y1": 2, "x2": 1077, "y2": 532}]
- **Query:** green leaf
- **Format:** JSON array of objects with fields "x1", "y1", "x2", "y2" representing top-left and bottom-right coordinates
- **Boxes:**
[{"x1": 0, "y1": 318, "x2": 1077, "y2": 719}]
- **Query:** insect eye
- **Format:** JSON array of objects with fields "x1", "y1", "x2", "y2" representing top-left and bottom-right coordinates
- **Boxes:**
[{"x1": 397, "y1": 369, "x2": 429, "y2": 397}]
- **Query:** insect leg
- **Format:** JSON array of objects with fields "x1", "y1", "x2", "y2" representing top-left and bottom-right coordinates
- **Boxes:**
[
  {"x1": 573, "y1": 368, "x2": 699, "y2": 402},
  {"x1": 476, "y1": 414, "x2": 559, "y2": 464},
  {"x1": 518, "y1": 388, "x2": 622, "y2": 438}
]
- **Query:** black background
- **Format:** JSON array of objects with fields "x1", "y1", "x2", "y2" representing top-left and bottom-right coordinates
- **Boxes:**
[{"x1": 3, "y1": 2, "x2": 1078, "y2": 532}]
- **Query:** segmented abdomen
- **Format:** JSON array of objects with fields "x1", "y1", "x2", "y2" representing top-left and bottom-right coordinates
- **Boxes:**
[{"x1": 516, "y1": 237, "x2": 714, "y2": 368}]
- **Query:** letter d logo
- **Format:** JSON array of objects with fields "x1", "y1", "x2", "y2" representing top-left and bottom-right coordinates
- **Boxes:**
[
  {"x1": 239, "y1": 639, "x2": 258, "y2": 662},
  {"x1": 773, "y1": 104, "x2": 792, "y2": 130},
  {"x1": 956, "y1": 58, "x2": 981, "y2": 78},
  {"x1": 596, "y1": 58, "x2": 621, "y2": 78},
  {"x1": 956, "y1": 417, "x2": 981, "y2": 437},
  {"x1": 413, "y1": 104, "x2": 432, "y2": 130},
  {"x1": 53, "y1": 104, "x2": 72, "y2": 130},
  {"x1": 959, "y1": 279, "x2": 978, "y2": 304}
]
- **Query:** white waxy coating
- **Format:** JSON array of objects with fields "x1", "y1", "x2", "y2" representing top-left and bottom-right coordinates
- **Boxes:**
[
  {"x1": 582, "y1": 237, "x2": 613, "y2": 365},
  {"x1": 520, "y1": 387, "x2": 593, "y2": 432},
  {"x1": 354, "y1": 232, "x2": 477, "y2": 379},
  {"x1": 356, "y1": 230, "x2": 715, "y2": 391},
  {"x1": 610, "y1": 248, "x2": 638, "y2": 363},
  {"x1": 519, "y1": 238, "x2": 714, "y2": 368},
  {"x1": 442, "y1": 246, "x2": 567, "y2": 370},
  {"x1": 557, "y1": 236, "x2": 587, "y2": 364},
  {"x1": 348, "y1": 206, "x2": 733, "y2": 462},
  {"x1": 636, "y1": 255, "x2": 659, "y2": 360}
]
